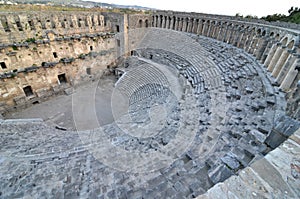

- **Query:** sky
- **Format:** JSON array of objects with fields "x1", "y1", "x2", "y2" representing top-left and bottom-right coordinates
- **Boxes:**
[{"x1": 86, "y1": 0, "x2": 300, "y2": 17}]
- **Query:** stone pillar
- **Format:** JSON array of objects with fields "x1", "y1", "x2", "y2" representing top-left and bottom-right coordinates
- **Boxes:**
[
  {"x1": 236, "y1": 31, "x2": 244, "y2": 47},
  {"x1": 267, "y1": 44, "x2": 284, "y2": 72},
  {"x1": 238, "y1": 29, "x2": 249, "y2": 48},
  {"x1": 192, "y1": 19, "x2": 197, "y2": 33},
  {"x1": 249, "y1": 36, "x2": 259, "y2": 54},
  {"x1": 217, "y1": 24, "x2": 225, "y2": 41},
  {"x1": 170, "y1": 17, "x2": 174, "y2": 30},
  {"x1": 243, "y1": 30, "x2": 254, "y2": 51},
  {"x1": 196, "y1": 20, "x2": 203, "y2": 35},
  {"x1": 153, "y1": 16, "x2": 157, "y2": 27},
  {"x1": 272, "y1": 46, "x2": 290, "y2": 77},
  {"x1": 222, "y1": 26, "x2": 229, "y2": 43},
  {"x1": 187, "y1": 18, "x2": 193, "y2": 32},
  {"x1": 182, "y1": 18, "x2": 187, "y2": 32},
  {"x1": 254, "y1": 36, "x2": 268, "y2": 59},
  {"x1": 276, "y1": 52, "x2": 298, "y2": 84},
  {"x1": 174, "y1": 18, "x2": 178, "y2": 31},
  {"x1": 157, "y1": 16, "x2": 161, "y2": 28},
  {"x1": 264, "y1": 42, "x2": 279, "y2": 67},
  {"x1": 211, "y1": 23, "x2": 216, "y2": 38},
  {"x1": 226, "y1": 26, "x2": 233, "y2": 43},
  {"x1": 228, "y1": 27, "x2": 237, "y2": 44},
  {"x1": 280, "y1": 59, "x2": 300, "y2": 91},
  {"x1": 179, "y1": 19, "x2": 183, "y2": 31},
  {"x1": 165, "y1": 17, "x2": 169, "y2": 29},
  {"x1": 202, "y1": 21, "x2": 208, "y2": 36},
  {"x1": 123, "y1": 14, "x2": 129, "y2": 56},
  {"x1": 232, "y1": 28, "x2": 242, "y2": 46},
  {"x1": 260, "y1": 39, "x2": 274, "y2": 63},
  {"x1": 207, "y1": 22, "x2": 214, "y2": 37},
  {"x1": 161, "y1": 16, "x2": 165, "y2": 28}
]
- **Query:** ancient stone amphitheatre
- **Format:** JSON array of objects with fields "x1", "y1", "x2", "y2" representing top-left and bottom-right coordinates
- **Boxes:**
[{"x1": 0, "y1": 3, "x2": 299, "y2": 199}]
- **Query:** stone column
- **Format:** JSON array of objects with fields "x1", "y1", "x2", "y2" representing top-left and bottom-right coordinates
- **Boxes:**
[
  {"x1": 158, "y1": 16, "x2": 161, "y2": 28},
  {"x1": 187, "y1": 18, "x2": 193, "y2": 32},
  {"x1": 260, "y1": 39, "x2": 274, "y2": 63},
  {"x1": 232, "y1": 28, "x2": 242, "y2": 46},
  {"x1": 225, "y1": 26, "x2": 233, "y2": 43},
  {"x1": 161, "y1": 16, "x2": 165, "y2": 28},
  {"x1": 174, "y1": 18, "x2": 178, "y2": 31},
  {"x1": 245, "y1": 31, "x2": 256, "y2": 53},
  {"x1": 179, "y1": 18, "x2": 183, "y2": 31},
  {"x1": 207, "y1": 22, "x2": 214, "y2": 37},
  {"x1": 272, "y1": 46, "x2": 290, "y2": 77},
  {"x1": 264, "y1": 42, "x2": 280, "y2": 68},
  {"x1": 165, "y1": 17, "x2": 170, "y2": 29},
  {"x1": 238, "y1": 29, "x2": 249, "y2": 48},
  {"x1": 254, "y1": 36, "x2": 268, "y2": 59},
  {"x1": 182, "y1": 18, "x2": 187, "y2": 32},
  {"x1": 170, "y1": 17, "x2": 174, "y2": 30},
  {"x1": 276, "y1": 52, "x2": 298, "y2": 84},
  {"x1": 222, "y1": 25, "x2": 229, "y2": 43},
  {"x1": 192, "y1": 19, "x2": 197, "y2": 33},
  {"x1": 202, "y1": 21, "x2": 208, "y2": 36},
  {"x1": 280, "y1": 59, "x2": 300, "y2": 91},
  {"x1": 268, "y1": 44, "x2": 284, "y2": 72},
  {"x1": 217, "y1": 24, "x2": 225, "y2": 41},
  {"x1": 249, "y1": 36, "x2": 259, "y2": 54},
  {"x1": 196, "y1": 20, "x2": 203, "y2": 35},
  {"x1": 211, "y1": 23, "x2": 216, "y2": 38},
  {"x1": 123, "y1": 14, "x2": 129, "y2": 57},
  {"x1": 153, "y1": 16, "x2": 157, "y2": 27}
]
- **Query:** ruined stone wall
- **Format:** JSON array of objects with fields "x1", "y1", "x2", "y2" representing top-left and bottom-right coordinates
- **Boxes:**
[
  {"x1": 0, "y1": 33, "x2": 117, "y2": 114},
  {"x1": 0, "y1": 11, "x2": 127, "y2": 115},
  {"x1": 0, "y1": 11, "x2": 114, "y2": 44}
]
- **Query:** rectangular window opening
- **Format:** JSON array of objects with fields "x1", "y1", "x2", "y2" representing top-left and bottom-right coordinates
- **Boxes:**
[
  {"x1": 86, "y1": 68, "x2": 91, "y2": 75},
  {"x1": 16, "y1": 21, "x2": 23, "y2": 31},
  {"x1": 53, "y1": 52, "x2": 58, "y2": 58},
  {"x1": 58, "y1": 74, "x2": 67, "y2": 84},
  {"x1": 0, "y1": 62, "x2": 7, "y2": 69},
  {"x1": 23, "y1": 86, "x2": 34, "y2": 97}
]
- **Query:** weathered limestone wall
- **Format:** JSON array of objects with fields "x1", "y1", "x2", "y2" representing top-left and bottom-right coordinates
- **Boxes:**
[
  {"x1": 0, "y1": 11, "x2": 127, "y2": 115},
  {"x1": 0, "y1": 11, "x2": 114, "y2": 44},
  {"x1": 0, "y1": 33, "x2": 117, "y2": 114}
]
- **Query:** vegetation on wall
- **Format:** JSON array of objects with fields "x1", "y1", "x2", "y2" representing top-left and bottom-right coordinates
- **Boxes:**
[
  {"x1": 261, "y1": 7, "x2": 300, "y2": 24},
  {"x1": 237, "y1": 7, "x2": 300, "y2": 24}
]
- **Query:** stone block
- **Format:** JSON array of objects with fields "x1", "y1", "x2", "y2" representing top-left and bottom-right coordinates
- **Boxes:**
[
  {"x1": 265, "y1": 130, "x2": 287, "y2": 149},
  {"x1": 221, "y1": 155, "x2": 240, "y2": 170},
  {"x1": 208, "y1": 164, "x2": 234, "y2": 184}
]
